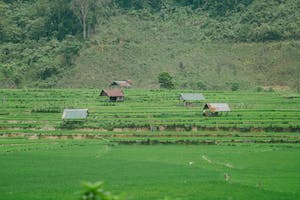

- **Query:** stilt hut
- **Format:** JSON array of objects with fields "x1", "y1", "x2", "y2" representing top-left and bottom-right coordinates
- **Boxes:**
[
  {"x1": 100, "y1": 88, "x2": 125, "y2": 102},
  {"x1": 179, "y1": 93, "x2": 205, "y2": 106},
  {"x1": 203, "y1": 103, "x2": 230, "y2": 116},
  {"x1": 62, "y1": 109, "x2": 89, "y2": 121}
]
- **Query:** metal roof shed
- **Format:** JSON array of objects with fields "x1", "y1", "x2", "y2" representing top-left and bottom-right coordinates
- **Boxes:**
[
  {"x1": 180, "y1": 93, "x2": 205, "y2": 106},
  {"x1": 62, "y1": 109, "x2": 88, "y2": 120},
  {"x1": 180, "y1": 93, "x2": 205, "y2": 101},
  {"x1": 204, "y1": 103, "x2": 230, "y2": 112},
  {"x1": 203, "y1": 103, "x2": 230, "y2": 116}
]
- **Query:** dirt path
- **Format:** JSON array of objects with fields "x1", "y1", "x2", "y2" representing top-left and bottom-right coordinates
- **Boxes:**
[{"x1": 1, "y1": 133, "x2": 299, "y2": 144}]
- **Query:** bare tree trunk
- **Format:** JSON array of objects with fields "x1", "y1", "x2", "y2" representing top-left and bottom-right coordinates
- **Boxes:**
[
  {"x1": 71, "y1": 0, "x2": 90, "y2": 40},
  {"x1": 82, "y1": 13, "x2": 87, "y2": 39}
]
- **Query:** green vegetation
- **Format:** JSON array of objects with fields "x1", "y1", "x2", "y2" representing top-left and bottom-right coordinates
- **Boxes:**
[
  {"x1": 0, "y1": 89, "x2": 299, "y2": 141},
  {"x1": 158, "y1": 72, "x2": 175, "y2": 89},
  {"x1": 0, "y1": 89, "x2": 299, "y2": 199},
  {"x1": 1, "y1": 0, "x2": 299, "y2": 89},
  {"x1": 80, "y1": 181, "x2": 121, "y2": 200},
  {"x1": 1, "y1": 1, "x2": 299, "y2": 198},
  {"x1": 0, "y1": 140, "x2": 300, "y2": 200}
]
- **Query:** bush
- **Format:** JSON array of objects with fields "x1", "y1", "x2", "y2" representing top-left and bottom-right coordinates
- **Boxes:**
[
  {"x1": 80, "y1": 181, "x2": 121, "y2": 200},
  {"x1": 231, "y1": 83, "x2": 239, "y2": 91},
  {"x1": 256, "y1": 86, "x2": 263, "y2": 92},
  {"x1": 158, "y1": 72, "x2": 175, "y2": 89},
  {"x1": 197, "y1": 81, "x2": 207, "y2": 90},
  {"x1": 268, "y1": 87, "x2": 274, "y2": 92},
  {"x1": 59, "y1": 120, "x2": 85, "y2": 129}
]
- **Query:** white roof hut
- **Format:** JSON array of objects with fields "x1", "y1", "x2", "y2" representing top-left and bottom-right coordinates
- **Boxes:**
[
  {"x1": 203, "y1": 103, "x2": 230, "y2": 116},
  {"x1": 204, "y1": 103, "x2": 230, "y2": 112},
  {"x1": 179, "y1": 93, "x2": 205, "y2": 106},
  {"x1": 62, "y1": 109, "x2": 88, "y2": 120}
]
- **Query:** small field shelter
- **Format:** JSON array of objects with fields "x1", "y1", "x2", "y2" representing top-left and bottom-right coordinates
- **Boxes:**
[
  {"x1": 203, "y1": 103, "x2": 230, "y2": 116},
  {"x1": 100, "y1": 88, "x2": 125, "y2": 102},
  {"x1": 179, "y1": 93, "x2": 205, "y2": 106},
  {"x1": 62, "y1": 109, "x2": 89, "y2": 120}
]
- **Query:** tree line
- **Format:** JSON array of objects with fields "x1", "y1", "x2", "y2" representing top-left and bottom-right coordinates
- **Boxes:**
[{"x1": 1, "y1": 0, "x2": 299, "y2": 43}]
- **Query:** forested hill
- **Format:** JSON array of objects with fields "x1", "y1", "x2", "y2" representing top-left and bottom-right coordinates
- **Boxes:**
[{"x1": 1, "y1": 0, "x2": 299, "y2": 90}]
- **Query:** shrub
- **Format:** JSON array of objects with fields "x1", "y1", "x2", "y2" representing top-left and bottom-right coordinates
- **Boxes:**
[
  {"x1": 59, "y1": 120, "x2": 85, "y2": 129},
  {"x1": 197, "y1": 81, "x2": 207, "y2": 90},
  {"x1": 80, "y1": 181, "x2": 121, "y2": 200},
  {"x1": 231, "y1": 83, "x2": 239, "y2": 91},
  {"x1": 256, "y1": 86, "x2": 263, "y2": 92},
  {"x1": 268, "y1": 87, "x2": 274, "y2": 92},
  {"x1": 158, "y1": 72, "x2": 175, "y2": 89}
]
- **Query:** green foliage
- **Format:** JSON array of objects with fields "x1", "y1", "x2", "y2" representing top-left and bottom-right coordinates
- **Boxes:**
[
  {"x1": 196, "y1": 81, "x2": 207, "y2": 90},
  {"x1": 231, "y1": 83, "x2": 239, "y2": 91},
  {"x1": 59, "y1": 120, "x2": 86, "y2": 129},
  {"x1": 59, "y1": 35, "x2": 82, "y2": 66},
  {"x1": 0, "y1": 0, "x2": 300, "y2": 89},
  {"x1": 0, "y1": 0, "x2": 114, "y2": 88},
  {"x1": 81, "y1": 181, "x2": 121, "y2": 200},
  {"x1": 268, "y1": 87, "x2": 275, "y2": 92},
  {"x1": 158, "y1": 72, "x2": 175, "y2": 89},
  {"x1": 256, "y1": 86, "x2": 263, "y2": 92}
]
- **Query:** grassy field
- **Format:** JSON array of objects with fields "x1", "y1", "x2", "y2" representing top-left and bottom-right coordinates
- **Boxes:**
[
  {"x1": 0, "y1": 89, "x2": 299, "y2": 199},
  {"x1": 0, "y1": 140, "x2": 299, "y2": 200}
]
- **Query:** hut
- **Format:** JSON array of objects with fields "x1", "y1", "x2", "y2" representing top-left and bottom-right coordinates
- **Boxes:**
[
  {"x1": 100, "y1": 88, "x2": 125, "y2": 102},
  {"x1": 179, "y1": 93, "x2": 205, "y2": 106},
  {"x1": 110, "y1": 80, "x2": 133, "y2": 88},
  {"x1": 62, "y1": 109, "x2": 88, "y2": 120},
  {"x1": 203, "y1": 103, "x2": 230, "y2": 116}
]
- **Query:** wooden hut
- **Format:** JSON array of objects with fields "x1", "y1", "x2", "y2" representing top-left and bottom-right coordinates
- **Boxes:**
[
  {"x1": 100, "y1": 88, "x2": 125, "y2": 102},
  {"x1": 179, "y1": 93, "x2": 205, "y2": 106},
  {"x1": 203, "y1": 103, "x2": 230, "y2": 116},
  {"x1": 62, "y1": 109, "x2": 88, "y2": 120}
]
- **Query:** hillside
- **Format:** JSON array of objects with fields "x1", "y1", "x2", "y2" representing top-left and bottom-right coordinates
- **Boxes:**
[
  {"x1": 57, "y1": 14, "x2": 300, "y2": 90},
  {"x1": 0, "y1": 0, "x2": 299, "y2": 90}
]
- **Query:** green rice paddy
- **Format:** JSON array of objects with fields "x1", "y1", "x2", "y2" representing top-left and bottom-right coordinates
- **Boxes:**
[
  {"x1": 0, "y1": 89, "x2": 299, "y2": 199},
  {"x1": 0, "y1": 140, "x2": 299, "y2": 200}
]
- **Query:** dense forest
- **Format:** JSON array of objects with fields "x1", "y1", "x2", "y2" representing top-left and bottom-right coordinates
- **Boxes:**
[{"x1": 0, "y1": 0, "x2": 299, "y2": 89}]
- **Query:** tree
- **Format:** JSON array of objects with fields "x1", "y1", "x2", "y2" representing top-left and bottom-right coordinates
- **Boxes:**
[
  {"x1": 231, "y1": 82, "x2": 239, "y2": 91},
  {"x1": 70, "y1": 0, "x2": 111, "y2": 39},
  {"x1": 59, "y1": 35, "x2": 82, "y2": 66},
  {"x1": 158, "y1": 72, "x2": 175, "y2": 89},
  {"x1": 71, "y1": 0, "x2": 91, "y2": 39}
]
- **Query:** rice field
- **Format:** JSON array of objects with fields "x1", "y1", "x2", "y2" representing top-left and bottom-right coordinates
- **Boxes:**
[
  {"x1": 0, "y1": 89, "x2": 299, "y2": 141},
  {"x1": 0, "y1": 140, "x2": 299, "y2": 200},
  {"x1": 0, "y1": 89, "x2": 299, "y2": 199}
]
